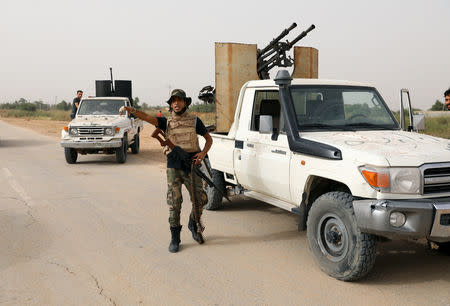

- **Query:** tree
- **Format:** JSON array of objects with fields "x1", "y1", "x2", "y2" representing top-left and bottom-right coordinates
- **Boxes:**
[
  {"x1": 133, "y1": 97, "x2": 141, "y2": 109},
  {"x1": 34, "y1": 100, "x2": 50, "y2": 111},
  {"x1": 55, "y1": 100, "x2": 71, "y2": 111},
  {"x1": 429, "y1": 100, "x2": 445, "y2": 111}
]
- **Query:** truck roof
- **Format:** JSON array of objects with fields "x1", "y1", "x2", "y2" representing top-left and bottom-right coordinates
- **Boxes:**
[{"x1": 246, "y1": 78, "x2": 373, "y2": 88}]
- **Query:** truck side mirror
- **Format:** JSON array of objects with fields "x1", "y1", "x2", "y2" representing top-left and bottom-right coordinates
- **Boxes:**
[
  {"x1": 400, "y1": 89, "x2": 414, "y2": 132},
  {"x1": 259, "y1": 115, "x2": 273, "y2": 134}
]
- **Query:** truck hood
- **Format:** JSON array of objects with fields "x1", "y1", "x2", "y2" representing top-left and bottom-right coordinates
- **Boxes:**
[
  {"x1": 69, "y1": 115, "x2": 125, "y2": 126},
  {"x1": 302, "y1": 130, "x2": 450, "y2": 166}
]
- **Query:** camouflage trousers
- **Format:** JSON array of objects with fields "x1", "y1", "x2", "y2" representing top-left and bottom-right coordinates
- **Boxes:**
[{"x1": 166, "y1": 168, "x2": 208, "y2": 227}]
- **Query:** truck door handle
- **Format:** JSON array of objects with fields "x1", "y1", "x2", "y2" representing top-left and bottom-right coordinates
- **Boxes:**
[
  {"x1": 247, "y1": 143, "x2": 254, "y2": 148},
  {"x1": 271, "y1": 149, "x2": 286, "y2": 155}
]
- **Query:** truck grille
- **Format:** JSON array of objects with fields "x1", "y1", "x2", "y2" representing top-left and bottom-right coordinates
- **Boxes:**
[
  {"x1": 423, "y1": 166, "x2": 450, "y2": 194},
  {"x1": 77, "y1": 127, "x2": 105, "y2": 135}
]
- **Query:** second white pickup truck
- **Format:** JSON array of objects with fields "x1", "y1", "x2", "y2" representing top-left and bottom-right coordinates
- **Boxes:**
[
  {"x1": 202, "y1": 70, "x2": 450, "y2": 281},
  {"x1": 61, "y1": 97, "x2": 142, "y2": 164}
]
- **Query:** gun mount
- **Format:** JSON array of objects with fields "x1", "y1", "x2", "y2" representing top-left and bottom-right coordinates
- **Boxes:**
[{"x1": 257, "y1": 23, "x2": 315, "y2": 79}]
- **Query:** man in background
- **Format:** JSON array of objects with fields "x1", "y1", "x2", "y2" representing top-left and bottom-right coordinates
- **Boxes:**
[
  {"x1": 444, "y1": 88, "x2": 450, "y2": 111},
  {"x1": 70, "y1": 90, "x2": 83, "y2": 119}
]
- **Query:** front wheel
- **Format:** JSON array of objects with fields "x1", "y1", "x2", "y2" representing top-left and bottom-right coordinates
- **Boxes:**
[
  {"x1": 115, "y1": 136, "x2": 128, "y2": 163},
  {"x1": 130, "y1": 133, "x2": 140, "y2": 154},
  {"x1": 64, "y1": 148, "x2": 77, "y2": 164},
  {"x1": 306, "y1": 192, "x2": 377, "y2": 281}
]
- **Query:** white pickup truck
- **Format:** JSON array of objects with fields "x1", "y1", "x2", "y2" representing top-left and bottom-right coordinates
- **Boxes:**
[
  {"x1": 60, "y1": 97, "x2": 142, "y2": 164},
  {"x1": 202, "y1": 70, "x2": 450, "y2": 281}
]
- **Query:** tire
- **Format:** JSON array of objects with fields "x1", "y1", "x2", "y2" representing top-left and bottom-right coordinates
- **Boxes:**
[
  {"x1": 437, "y1": 242, "x2": 450, "y2": 255},
  {"x1": 64, "y1": 148, "x2": 77, "y2": 164},
  {"x1": 204, "y1": 169, "x2": 226, "y2": 210},
  {"x1": 306, "y1": 191, "x2": 377, "y2": 281},
  {"x1": 130, "y1": 133, "x2": 140, "y2": 154},
  {"x1": 115, "y1": 136, "x2": 128, "y2": 163}
]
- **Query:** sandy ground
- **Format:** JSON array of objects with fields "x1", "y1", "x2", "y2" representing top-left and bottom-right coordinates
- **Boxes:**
[{"x1": 0, "y1": 117, "x2": 166, "y2": 164}]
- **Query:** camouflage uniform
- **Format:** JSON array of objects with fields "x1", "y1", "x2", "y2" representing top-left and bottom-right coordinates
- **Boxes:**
[{"x1": 166, "y1": 168, "x2": 208, "y2": 227}]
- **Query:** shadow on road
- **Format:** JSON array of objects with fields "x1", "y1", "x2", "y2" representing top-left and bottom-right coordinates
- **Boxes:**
[
  {"x1": 203, "y1": 230, "x2": 302, "y2": 247},
  {"x1": 362, "y1": 240, "x2": 450, "y2": 284},
  {"x1": 0, "y1": 139, "x2": 51, "y2": 148},
  {"x1": 213, "y1": 196, "x2": 290, "y2": 216}
]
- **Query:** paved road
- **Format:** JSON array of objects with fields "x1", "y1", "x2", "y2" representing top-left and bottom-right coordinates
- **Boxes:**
[{"x1": 0, "y1": 120, "x2": 449, "y2": 305}]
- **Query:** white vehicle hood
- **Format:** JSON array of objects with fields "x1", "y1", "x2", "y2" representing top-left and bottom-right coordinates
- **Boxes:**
[
  {"x1": 69, "y1": 115, "x2": 125, "y2": 126},
  {"x1": 302, "y1": 130, "x2": 450, "y2": 167}
]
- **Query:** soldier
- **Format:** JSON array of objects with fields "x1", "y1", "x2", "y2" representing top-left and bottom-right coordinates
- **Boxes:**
[
  {"x1": 71, "y1": 90, "x2": 83, "y2": 119},
  {"x1": 120, "y1": 89, "x2": 212, "y2": 253}
]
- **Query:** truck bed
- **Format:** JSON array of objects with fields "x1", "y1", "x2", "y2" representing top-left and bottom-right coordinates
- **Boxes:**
[{"x1": 200, "y1": 133, "x2": 235, "y2": 176}]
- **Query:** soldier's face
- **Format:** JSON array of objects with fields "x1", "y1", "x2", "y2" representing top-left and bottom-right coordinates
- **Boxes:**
[
  {"x1": 77, "y1": 92, "x2": 83, "y2": 99},
  {"x1": 445, "y1": 95, "x2": 450, "y2": 110},
  {"x1": 171, "y1": 97, "x2": 186, "y2": 112}
]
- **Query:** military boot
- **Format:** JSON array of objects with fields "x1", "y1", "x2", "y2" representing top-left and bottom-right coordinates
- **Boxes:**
[
  {"x1": 169, "y1": 225, "x2": 182, "y2": 253},
  {"x1": 188, "y1": 215, "x2": 204, "y2": 244}
]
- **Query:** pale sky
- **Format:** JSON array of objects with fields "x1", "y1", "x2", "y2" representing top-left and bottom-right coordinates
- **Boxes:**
[{"x1": 1, "y1": 0, "x2": 449, "y2": 110}]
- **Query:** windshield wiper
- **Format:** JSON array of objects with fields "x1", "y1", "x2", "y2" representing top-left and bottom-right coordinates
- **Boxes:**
[
  {"x1": 298, "y1": 123, "x2": 355, "y2": 131},
  {"x1": 344, "y1": 122, "x2": 397, "y2": 130}
]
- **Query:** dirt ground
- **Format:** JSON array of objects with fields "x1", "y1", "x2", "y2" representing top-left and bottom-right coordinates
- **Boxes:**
[{"x1": 0, "y1": 117, "x2": 166, "y2": 164}]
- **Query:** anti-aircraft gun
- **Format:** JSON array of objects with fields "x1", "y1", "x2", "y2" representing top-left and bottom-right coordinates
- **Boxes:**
[
  {"x1": 198, "y1": 23, "x2": 316, "y2": 103},
  {"x1": 257, "y1": 23, "x2": 315, "y2": 79}
]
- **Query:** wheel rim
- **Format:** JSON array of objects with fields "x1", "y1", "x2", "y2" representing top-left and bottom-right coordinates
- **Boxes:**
[{"x1": 317, "y1": 213, "x2": 349, "y2": 262}]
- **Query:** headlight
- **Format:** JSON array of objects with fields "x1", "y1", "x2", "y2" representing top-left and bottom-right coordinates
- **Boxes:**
[
  {"x1": 105, "y1": 128, "x2": 113, "y2": 135},
  {"x1": 359, "y1": 166, "x2": 421, "y2": 194},
  {"x1": 69, "y1": 128, "x2": 78, "y2": 135}
]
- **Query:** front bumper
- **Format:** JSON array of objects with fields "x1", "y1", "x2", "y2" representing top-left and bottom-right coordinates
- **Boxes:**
[
  {"x1": 353, "y1": 198, "x2": 450, "y2": 242},
  {"x1": 60, "y1": 139, "x2": 122, "y2": 149}
]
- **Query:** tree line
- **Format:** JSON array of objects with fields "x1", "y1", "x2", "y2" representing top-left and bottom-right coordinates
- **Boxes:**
[
  {"x1": 0, "y1": 98, "x2": 72, "y2": 112},
  {"x1": 0, "y1": 97, "x2": 217, "y2": 113}
]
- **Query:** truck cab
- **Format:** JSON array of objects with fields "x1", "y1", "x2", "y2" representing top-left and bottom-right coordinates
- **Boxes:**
[{"x1": 202, "y1": 71, "x2": 450, "y2": 281}]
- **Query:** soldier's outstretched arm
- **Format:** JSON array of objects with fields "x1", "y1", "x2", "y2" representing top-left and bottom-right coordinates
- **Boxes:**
[{"x1": 120, "y1": 106, "x2": 158, "y2": 126}]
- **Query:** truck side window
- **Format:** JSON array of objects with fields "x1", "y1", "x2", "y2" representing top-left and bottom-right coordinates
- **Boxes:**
[{"x1": 250, "y1": 91, "x2": 281, "y2": 132}]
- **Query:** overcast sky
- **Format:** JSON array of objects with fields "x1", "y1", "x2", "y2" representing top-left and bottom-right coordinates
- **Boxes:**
[{"x1": 1, "y1": 0, "x2": 449, "y2": 110}]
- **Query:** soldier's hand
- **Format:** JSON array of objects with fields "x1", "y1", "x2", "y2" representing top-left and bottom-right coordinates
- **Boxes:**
[
  {"x1": 193, "y1": 151, "x2": 206, "y2": 166},
  {"x1": 119, "y1": 106, "x2": 131, "y2": 115}
]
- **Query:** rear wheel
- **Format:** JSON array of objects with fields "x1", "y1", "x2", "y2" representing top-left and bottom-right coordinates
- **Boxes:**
[
  {"x1": 437, "y1": 242, "x2": 450, "y2": 255},
  {"x1": 306, "y1": 192, "x2": 377, "y2": 281},
  {"x1": 64, "y1": 148, "x2": 77, "y2": 164},
  {"x1": 115, "y1": 136, "x2": 128, "y2": 163},
  {"x1": 204, "y1": 168, "x2": 226, "y2": 210},
  {"x1": 130, "y1": 133, "x2": 140, "y2": 154}
]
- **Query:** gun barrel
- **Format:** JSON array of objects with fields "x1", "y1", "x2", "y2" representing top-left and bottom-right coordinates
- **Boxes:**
[
  {"x1": 259, "y1": 22, "x2": 298, "y2": 56},
  {"x1": 288, "y1": 24, "x2": 315, "y2": 49}
]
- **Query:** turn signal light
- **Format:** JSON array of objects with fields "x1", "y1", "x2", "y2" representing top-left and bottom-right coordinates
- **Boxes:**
[
  {"x1": 64, "y1": 126, "x2": 68, "y2": 132},
  {"x1": 115, "y1": 127, "x2": 120, "y2": 132},
  {"x1": 361, "y1": 170, "x2": 389, "y2": 188}
]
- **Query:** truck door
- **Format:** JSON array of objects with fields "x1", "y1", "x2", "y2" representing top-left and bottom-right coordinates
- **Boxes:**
[
  {"x1": 251, "y1": 91, "x2": 291, "y2": 201},
  {"x1": 234, "y1": 88, "x2": 259, "y2": 190}
]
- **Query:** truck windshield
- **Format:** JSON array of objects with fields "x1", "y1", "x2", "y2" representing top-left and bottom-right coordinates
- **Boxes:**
[
  {"x1": 78, "y1": 99, "x2": 126, "y2": 116},
  {"x1": 290, "y1": 86, "x2": 399, "y2": 131}
]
